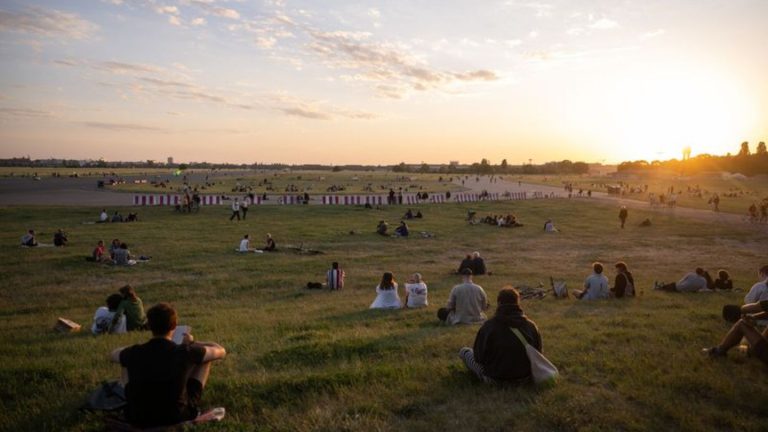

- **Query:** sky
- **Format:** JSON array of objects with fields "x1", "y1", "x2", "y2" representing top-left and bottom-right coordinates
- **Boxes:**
[{"x1": 0, "y1": 0, "x2": 766, "y2": 165}]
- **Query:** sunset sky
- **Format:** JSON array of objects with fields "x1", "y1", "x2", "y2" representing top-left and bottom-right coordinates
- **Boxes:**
[{"x1": 1, "y1": 0, "x2": 766, "y2": 165}]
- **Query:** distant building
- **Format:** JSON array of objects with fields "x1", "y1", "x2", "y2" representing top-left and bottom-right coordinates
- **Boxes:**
[{"x1": 167, "y1": 157, "x2": 174, "y2": 166}]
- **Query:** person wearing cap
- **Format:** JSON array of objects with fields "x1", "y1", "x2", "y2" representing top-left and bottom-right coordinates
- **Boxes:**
[
  {"x1": 459, "y1": 286, "x2": 542, "y2": 383},
  {"x1": 437, "y1": 268, "x2": 489, "y2": 325}
]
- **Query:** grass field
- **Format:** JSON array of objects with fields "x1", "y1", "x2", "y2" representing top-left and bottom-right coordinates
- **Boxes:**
[
  {"x1": 1, "y1": 199, "x2": 767, "y2": 431},
  {"x1": 521, "y1": 173, "x2": 768, "y2": 216}
]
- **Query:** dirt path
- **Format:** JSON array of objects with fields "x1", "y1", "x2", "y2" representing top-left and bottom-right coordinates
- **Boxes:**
[{"x1": 456, "y1": 175, "x2": 767, "y2": 230}]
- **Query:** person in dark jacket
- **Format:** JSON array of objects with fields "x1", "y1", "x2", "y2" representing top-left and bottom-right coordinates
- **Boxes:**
[
  {"x1": 714, "y1": 270, "x2": 733, "y2": 290},
  {"x1": 459, "y1": 286, "x2": 542, "y2": 383},
  {"x1": 470, "y1": 251, "x2": 487, "y2": 276},
  {"x1": 457, "y1": 254, "x2": 473, "y2": 274},
  {"x1": 610, "y1": 261, "x2": 635, "y2": 298}
]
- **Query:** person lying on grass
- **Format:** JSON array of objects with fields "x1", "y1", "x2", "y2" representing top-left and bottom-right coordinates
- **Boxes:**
[
  {"x1": 654, "y1": 267, "x2": 708, "y2": 293},
  {"x1": 703, "y1": 300, "x2": 768, "y2": 364},
  {"x1": 459, "y1": 286, "x2": 541, "y2": 384},
  {"x1": 110, "y1": 303, "x2": 226, "y2": 428},
  {"x1": 573, "y1": 262, "x2": 609, "y2": 300}
]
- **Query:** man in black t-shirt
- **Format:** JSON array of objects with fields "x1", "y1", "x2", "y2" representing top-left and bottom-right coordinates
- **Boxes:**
[
  {"x1": 703, "y1": 300, "x2": 768, "y2": 365},
  {"x1": 110, "y1": 303, "x2": 226, "y2": 428}
]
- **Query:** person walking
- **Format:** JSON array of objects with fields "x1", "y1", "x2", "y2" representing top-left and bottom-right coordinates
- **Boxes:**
[
  {"x1": 619, "y1": 206, "x2": 628, "y2": 229},
  {"x1": 229, "y1": 198, "x2": 241, "y2": 221}
]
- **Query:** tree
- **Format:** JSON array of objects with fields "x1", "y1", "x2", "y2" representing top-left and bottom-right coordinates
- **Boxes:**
[
  {"x1": 392, "y1": 162, "x2": 409, "y2": 173},
  {"x1": 757, "y1": 141, "x2": 767, "y2": 155},
  {"x1": 738, "y1": 141, "x2": 750, "y2": 157},
  {"x1": 500, "y1": 159, "x2": 508, "y2": 172},
  {"x1": 419, "y1": 163, "x2": 430, "y2": 173}
]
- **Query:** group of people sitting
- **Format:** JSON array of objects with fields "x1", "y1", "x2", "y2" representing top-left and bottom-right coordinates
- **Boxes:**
[
  {"x1": 89, "y1": 238, "x2": 145, "y2": 265},
  {"x1": 99, "y1": 209, "x2": 138, "y2": 223},
  {"x1": 474, "y1": 213, "x2": 524, "y2": 228},
  {"x1": 237, "y1": 233, "x2": 276, "y2": 253},
  {"x1": 369, "y1": 272, "x2": 429, "y2": 309},
  {"x1": 403, "y1": 208, "x2": 423, "y2": 220},
  {"x1": 457, "y1": 251, "x2": 487, "y2": 276},
  {"x1": 376, "y1": 220, "x2": 410, "y2": 237},
  {"x1": 92, "y1": 285, "x2": 148, "y2": 334},
  {"x1": 20, "y1": 229, "x2": 68, "y2": 247},
  {"x1": 571, "y1": 262, "x2": 636, "y2": 300}
]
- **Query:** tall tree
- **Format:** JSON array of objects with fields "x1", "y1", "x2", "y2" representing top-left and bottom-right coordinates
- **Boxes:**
[
  {"x1": 757, "y1": 141, "x2": 767, "y2": 155},
  {"x1": 738, "y1": 141, "x2": 750, "y2": 157}
]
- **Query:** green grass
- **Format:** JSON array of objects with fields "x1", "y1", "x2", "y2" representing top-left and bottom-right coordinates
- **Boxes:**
[{"x1": 1, "y1": 199, "x2": 767, "y2": 431}]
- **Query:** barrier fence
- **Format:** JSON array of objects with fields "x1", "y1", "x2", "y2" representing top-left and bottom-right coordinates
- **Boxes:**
[{"x1": 132, "y1": 191, "x2": 559, "y2": 206}]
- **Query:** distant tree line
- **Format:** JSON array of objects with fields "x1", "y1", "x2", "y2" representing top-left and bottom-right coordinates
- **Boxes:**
[
  {"x1": 618, "y1": 141, "x2": 767, "y2": 176},
  {"x1": 392, "y1": 158, "x2": 589, "y2": 175}
]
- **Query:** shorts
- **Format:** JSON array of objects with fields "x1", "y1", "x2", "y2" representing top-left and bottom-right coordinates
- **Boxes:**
[{"x1": 752, "y1": 339, "x2": 768, "y2": 365}]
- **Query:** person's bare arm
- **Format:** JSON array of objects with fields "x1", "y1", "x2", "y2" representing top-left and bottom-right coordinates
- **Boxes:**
[
  {"x1": 110, "y1": 347, "x2": 126, "y2": 363},
  {"x1": 195, "y1": 342, "x2": 227, "y2": 362},
  {"x1": 741, "y1": 302, "x2": 764, "y2": 315}
]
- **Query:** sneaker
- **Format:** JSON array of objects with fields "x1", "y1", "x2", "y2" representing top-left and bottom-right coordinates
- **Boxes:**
[{"x1": 702, "y1": 347, "x2": 725, "y2": 358}]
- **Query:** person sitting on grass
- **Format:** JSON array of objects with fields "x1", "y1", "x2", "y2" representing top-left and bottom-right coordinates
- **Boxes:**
[
  {"x1": 92, "y1": 293, "x2": 127, "y2": 335},
  {"x1": 90, "y1": 240, "x2": 109, "y2": 262},
  {"x1": 438, "y1": 268, "x2": 489, "y2": 325},
  {"x1": 404, "y1": 273, "x2": 428, "y2": 308},
  {"x1": 53, "y1": 229, "x2": 68, "y2": 247},
  {"x1": 20, "y1": 229, "x2": 38, "y2": 247},
  {"x1": 457, "y1": 254, "x2": 473, "y2": 274},
  {"x1": 262, "y1": 233, "x2": 276, "y2": 252},
  {"x1": 573, "y1": 262, "x2": 609, "y2": 300},
  {"x1": 113, "y1": 242, "x2": 137, "y2": 266},
  {"x1": 238, "y1": 234, "x2": 253, "y2": 252},
  {"x1": 610, "y1": 261, "x2": 635, "y2": 298},
  {"x1": 703, "y1": 300, "x2": 768, "y2": 365},
  {"x1": 655, "y1": 268, "x2": 708, "y2": 293},
  {"x1": 111, "y1": 285, "x2": 148, "y2": 332},
  {"x1": 376, "y1": 220, "x2": 389, "y2": 236},
  {"x1": 714, "y1": 270, "x2": 733, "y2": 290},
  {"x1": 326, "y1": 261, "x2": 345, "y2": 290},
  {"x1": 403, "y1": 208, "x2": 414, "y2": 220},
  {"x1": 110, "y1": 303, "x2": 227, "y2": 428},
  {"x1": 111, "y1": 211, "x2": 124, "y2": 223},
  {"x1": 459, "y1": 286, "x2": 542, "y2": 384},
  {"x1": 744, "y1": 265, "x2": 768, "y2": 303},
  {"x1": 471, "y1": 251, "x2": 487, "y2": 276},
  {"x1": 543, "y1": 219, "x2": 558, "y2": 232},
  {"x1": 369, "y1": 272, "x2": 401, "y2": 309},
  {"x1": 99, "y1": 209, "x2": 109, "y2": 223},
  {"x1": 394, "y1": 221, "x2": 410, "y2": 237},
  {"x1": 109, "y1": 238, "x2": 121, "y2": 260}
]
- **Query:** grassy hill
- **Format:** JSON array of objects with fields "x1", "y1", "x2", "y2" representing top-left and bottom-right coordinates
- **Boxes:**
[{"x1": 1, "y1": 199, "x2": 766, "y2": 431}]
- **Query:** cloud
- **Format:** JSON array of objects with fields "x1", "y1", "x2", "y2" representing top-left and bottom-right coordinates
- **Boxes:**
[
  {"x1": 0, "y1": 107, "x2": 53, "y2": 118},
  {"x1": 505, "y1": 2, "x2": 554, "y2": 18},
  {"x1": 213, "y1": 8, "x2": 240, "y2": 20},
  {"x1": 168, "y1": 15, "x2": 182, "y2": 26},
  {"x1": 155, "y1": 6, "x2": 179, "y2": 15},
  {"x1": 96, "y1": 61, "x2": 162, "y2": 75},
  {"x1": 641, "y1": 29, "x2": 666, "y2": 39},
  {"x1": 191, "y1": 17, "x2": 207, "y2": 26},
  {"x1": 255, "y1": 36, "x2": 277, "y2": 49},
  {"x1": 367, "y1": 8, "x2": 381, "y2": 19},
  {"x1": 306, "y1": 30, "x2": 499, "y2": 98},
  {"x1": 589, "y1": 18, "x2": 619, "y2": 30},
  {"x1": 280, "y1": 107, "x2": 331, "y2": 120},
  {"x1": 80, "y1": 121, "x2": 167, "y2": 132},
  {"x1": 0, "y1": 6, "x2": 98, "y2": 40}
]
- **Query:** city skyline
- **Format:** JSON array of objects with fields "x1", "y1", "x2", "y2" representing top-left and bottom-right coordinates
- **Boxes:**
[{"x1": 1, "y1": 0, "x2": 767, "y2": 164}]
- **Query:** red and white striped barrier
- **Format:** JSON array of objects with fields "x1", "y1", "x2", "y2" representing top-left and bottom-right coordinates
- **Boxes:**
[
  {"x1": 279, "y1": 195, "x2": 305, "y2": 205},
  {"x1": 430, "y1": 195, "x2": 446, "y2": 204},
  {"x1": 132, "y1": 194, "x2": 225, "y2": 206}
]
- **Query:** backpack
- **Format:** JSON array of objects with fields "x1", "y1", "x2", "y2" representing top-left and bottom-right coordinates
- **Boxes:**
[
  {"x1": 622, "y1": 273, "x2": 635, "y2": 297},
  {"x1": 83, "y1": 381, "x2": 126, "y2": 412}
]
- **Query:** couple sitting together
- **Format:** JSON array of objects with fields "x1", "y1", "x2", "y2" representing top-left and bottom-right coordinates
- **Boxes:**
[{"x1": 369, "y1": 272, "x2": 428, "y2": 309}]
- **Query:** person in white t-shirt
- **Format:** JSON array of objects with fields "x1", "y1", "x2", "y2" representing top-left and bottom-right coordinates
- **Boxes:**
[
  {"x1": 574, "y1": 262, "x2": 609, "y2": 300},
  {"x1": 744, "y1": 265, "x2": 768, "y2": 303},
  {"x1": 370, "y1": 272, "x2": 401, "y2": 309},
  {"x1": 92, "y1": 293, "x2": 127, "y2": 335},
  {"x1": 238, "y1": 234, "x2": 253, "y2": 252},
  {"x1": 99, "y1": 209, "x2": 109, "y2": 223},
  {"x1": 404, "y1": 273, "x2": 428, "y2": 308},
  {"x1": 229, "y1": 198, "x2": 241, "y2": 221}
]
